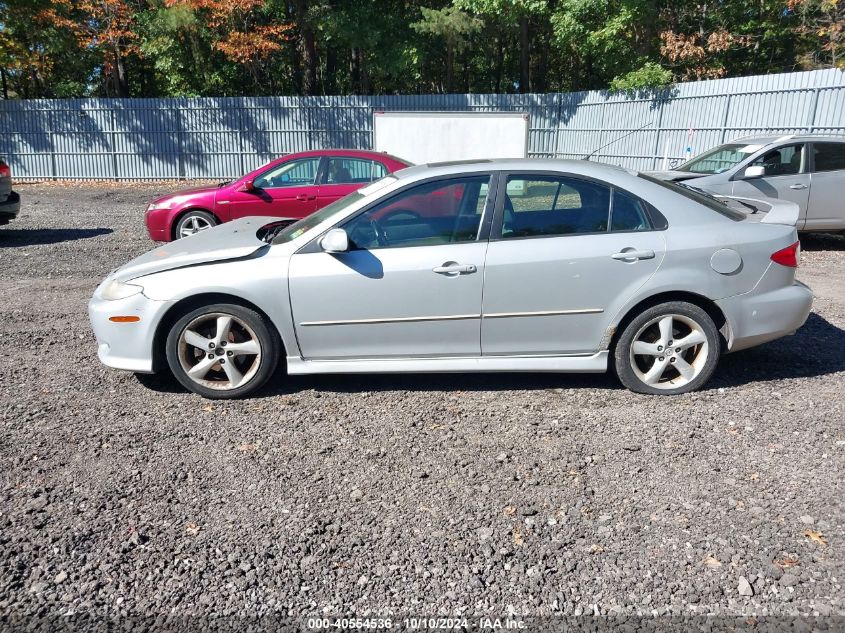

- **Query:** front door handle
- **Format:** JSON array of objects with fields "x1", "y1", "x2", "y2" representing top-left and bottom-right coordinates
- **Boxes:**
[
  {"x1": 611, "y1": 249, "x2": 655, "y2": 261},
  {"x1": 296, "y1": 194, "x2": 317, "y2": 201},
  {"x1": 789, "y1": 184, "x2": 808, "y2": 190},
  {"x1": 433, "y1": 263, "x2": 477, "y2": 275}
]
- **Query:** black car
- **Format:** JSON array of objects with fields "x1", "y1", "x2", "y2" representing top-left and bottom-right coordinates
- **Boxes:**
[{"x1": 0, "y1": 157, "x2": 20, "y2": 225}]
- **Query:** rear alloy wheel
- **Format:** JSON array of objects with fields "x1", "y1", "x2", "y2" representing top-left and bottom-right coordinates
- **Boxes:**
[
  {"x1": 175, "y1": 210, "x2": 217, "y2": 239},
  {"x1": 165, "y1": 303, "x2": 279, "y2": 399},
  {"x1": 614, "y1": 301, "x2": 720, "y2": 395}
]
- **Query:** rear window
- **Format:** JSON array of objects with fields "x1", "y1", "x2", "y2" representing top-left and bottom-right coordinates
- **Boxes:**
[
  {"x1": 638, "y1": 173, "x2": 746, "y2": 222},
  {"x1": 812, "y1": 142, "x2": 845, "y2": 173}
]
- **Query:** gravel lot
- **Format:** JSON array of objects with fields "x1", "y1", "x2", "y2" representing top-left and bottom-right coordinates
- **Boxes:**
[{"x1": 1, "y1": 182, "x2": 843, "y2": 624}]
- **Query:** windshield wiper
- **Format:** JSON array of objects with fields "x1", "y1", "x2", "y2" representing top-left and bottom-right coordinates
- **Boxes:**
[
  {"x1": 675, "y1": 181, "x2": 730, "y2": 206},
  {"x1": 677, "y1": 181, "x2": 762, "y2": 213},
  {"x1": 217, "y1": 180, "x2": 232, "y2": 187}
]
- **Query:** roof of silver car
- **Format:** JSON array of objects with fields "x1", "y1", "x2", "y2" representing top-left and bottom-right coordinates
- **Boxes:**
[
  {"x1": 730, "y1": 133, "x2": 845, "y2": 145},
  {"x1": 395, "y1": 157, "x2": 634, "y2": 180}
]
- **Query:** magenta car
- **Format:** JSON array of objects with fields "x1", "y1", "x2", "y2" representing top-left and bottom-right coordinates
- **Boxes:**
[{"x1": 145, "y1": 149, "x2": 411, "y2": 241}]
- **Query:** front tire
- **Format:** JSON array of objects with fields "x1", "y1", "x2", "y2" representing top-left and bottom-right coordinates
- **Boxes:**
[
  {"x1": 165, "y1": 303, "x2": 280, "y2": 399},
  {"x1": 614, "y1": 301, "x2": 720, "y2": 395},
  {"x1": 174, "y1": 210, "x2": 217, "y2": 239}
]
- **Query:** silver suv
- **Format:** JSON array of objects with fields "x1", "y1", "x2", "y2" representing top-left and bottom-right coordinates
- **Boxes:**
[{"x1": 646, "y1": 135, "x2": 845, "y2": 233}]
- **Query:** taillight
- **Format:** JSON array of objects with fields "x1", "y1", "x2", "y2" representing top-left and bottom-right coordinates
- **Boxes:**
[
  {"x1": 771, "y1": 241, "x2": 800, "y2": 268},
  {"x1": 0, "y1": 163, "x2": 9, "y2": 178}
]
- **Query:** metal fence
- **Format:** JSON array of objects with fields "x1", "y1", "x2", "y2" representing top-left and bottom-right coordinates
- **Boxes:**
[{"x1": 1, "y1": 69, "x2": 843, "y2": 181}]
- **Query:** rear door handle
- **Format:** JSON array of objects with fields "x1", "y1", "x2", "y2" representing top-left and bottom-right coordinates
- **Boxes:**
[
  {"x1": 789, "y1": 184, "x2": 808, "y2": 190},
  {"x1": 433, "y1": 263, "x2": 477, "y2": 275},
  {"x1": 611, "y1": 249, "x2": 655, "y2": 261}
]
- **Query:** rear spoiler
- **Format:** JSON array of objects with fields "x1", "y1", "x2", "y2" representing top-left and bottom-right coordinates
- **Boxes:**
[{"x1": 712, "y1": 195, "x2": 800, "y2": 227}]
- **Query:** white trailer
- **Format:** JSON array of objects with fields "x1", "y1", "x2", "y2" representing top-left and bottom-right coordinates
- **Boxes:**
[{"x1": 372, "y1": 111, "x2": 529, "y2": 165}]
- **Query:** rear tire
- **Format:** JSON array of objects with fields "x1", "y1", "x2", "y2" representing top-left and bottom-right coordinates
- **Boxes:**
[
  {"x1": 165, "y1": 303, "x2": 280, "y2": 399},
  {"x1": 174, "y1": 210, "x2": 217, "y2": 240},
  {"x1": 614, "y1": 301, "x2": 720, "y2": 395}
]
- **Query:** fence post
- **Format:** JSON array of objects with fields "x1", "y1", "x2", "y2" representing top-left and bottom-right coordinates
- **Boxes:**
[
  {"x1": 719, "y1": 93, "x2": 732, "y2": 143},
  {"x1": 48, "y1": 106, "x2": 57, "y2": 181},
  {"x1": 553, "y1": 93, "x2": 562, "y2": 158},
  {"x1": 306, "y1": 96, "x2": 315, "y2": 151},
  {"x1": 651, "y1": 94, "x2": 666, "y2": 169},
  {"x1": 237, "y1": 100, "x2": 245, "y2": 178},
  {"x1": 175, "y1": 102, "x2": 184, "y2": 180},
  {"x1": 110, "y1": 106, "x2": 119, "y2": 180},
  {"x1": 807, "y1": 87, "x2": 820, "y2": 133}
]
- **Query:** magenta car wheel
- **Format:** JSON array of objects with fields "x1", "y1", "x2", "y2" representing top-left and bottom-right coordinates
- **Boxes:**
[{"x1": 175, "y1": 210, "x2": 217, "y2": 239}]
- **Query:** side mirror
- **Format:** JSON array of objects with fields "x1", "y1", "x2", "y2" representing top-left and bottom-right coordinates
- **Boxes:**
[
  {"x1": 743, "y1": 165, "x2": 765, "y2": 179},
  {"x1": 320, "y1": 228, "x2": 349, "y2": 253},
  {"x1": 238, "y1": 179, "x2": 256, "y2": 192}
]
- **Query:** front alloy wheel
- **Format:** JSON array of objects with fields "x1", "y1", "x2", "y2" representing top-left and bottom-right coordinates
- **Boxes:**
[
  {"x1": 166, "y1": 303, "x2": 279, "y2": 399},
  {"x1": 615, "y1": 301, "x2": 720, "y2": 395},
  {"x1": 175, "y1": 210, "x2": 218, "y2": 239}
]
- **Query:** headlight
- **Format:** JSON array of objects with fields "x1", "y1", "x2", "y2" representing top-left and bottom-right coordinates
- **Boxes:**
[
  {"x1": 147, "y1": 200, "x2": 173, "y2": 211},
  {"x1": 100, "y1": 280, "x2": 143, "y2": 301}
]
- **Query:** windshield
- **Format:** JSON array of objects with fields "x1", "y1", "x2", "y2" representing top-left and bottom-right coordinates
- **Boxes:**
[
  {"x1": 269, "y1": 193, "x2": 364, "y2": 244},
  {"x1": 638, "y1": 174, "x2": 746, "y2": 221},
  {"x1": 676, "y1": 143, "x2": 765, "y2": 174},
  {"x1": 268, "y1": 174, "x2": 398, "y2": 244}
]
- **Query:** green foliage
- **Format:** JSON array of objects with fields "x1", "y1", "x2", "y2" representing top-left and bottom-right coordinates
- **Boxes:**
[
  {"x1": 412, "y1": 6, "x2": 482, "y2": 52},
  {"x1": 609, "y1": 61, "x2": 673, "y2": 92},
  {"x1": 411, "y1": 6, "x2": 483, "y2": 91},
  {"x1": 0, "y1": 0, "x2": 839, "y2": 98},
  {"x1": 551, "y1": 0, "x2": 657, "y2": 90},
  {"x1": 137, "y1": 5, "x2": 210, "y2": 97},
  {"x1": 455, "y1": 0, "x2": 549, "y2": 22}
]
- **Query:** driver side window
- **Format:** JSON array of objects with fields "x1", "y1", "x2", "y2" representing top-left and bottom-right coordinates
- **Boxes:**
[
  {"x1": 254, "y1": 157, "x2": 320, "y2": 189},
  {"x1": 750, "y1": 144, "x2": 804, "y2": 177},
  {"x1": 341, "y1": 175, "x2": 491, "y2": 250}
]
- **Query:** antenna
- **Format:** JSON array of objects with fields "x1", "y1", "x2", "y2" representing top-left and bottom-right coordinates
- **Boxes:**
[{"x1": 582, "y1": 121, "x2": 653, "y2": 161}]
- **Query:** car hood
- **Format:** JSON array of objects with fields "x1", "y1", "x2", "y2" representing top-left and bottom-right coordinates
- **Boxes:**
[
  {"x1": 112, "y1": 217, "x2": 269, "y2": 283},
  {"x1": 150, "y1": 185, "x2": 220, "y2": 206},
  {"x1": 642, "y1": 170, "x2": 709, "y2": 182}
]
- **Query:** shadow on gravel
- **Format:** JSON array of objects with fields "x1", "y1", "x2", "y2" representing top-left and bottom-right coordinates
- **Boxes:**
[
  {"x1": 274, "y1": 371, "x2": 619, "y2": 396},
  {"x1": 800, "y1": 232, "x2": 845, "y2": 251},
  {"x1": 135, "y1": 365, "x2": 620, "y2": 397},
  {"x1": 134, "y1": 371, "x2": 184, "y2": 394},
  {"x1": 0, "y1": 227, "x2": 112, "y2": 247},
  {"x1": 708, "y1": 312, "x2": 845, "y2": 389},
  {"x1": 273, "y1": 313, "x2": 845, "y2": 395},
  {"x1": 133, "y1": 314, "x2": 844, "y2": 398}
]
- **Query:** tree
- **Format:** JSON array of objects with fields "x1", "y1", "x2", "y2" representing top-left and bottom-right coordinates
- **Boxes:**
[
  {"x1": 549, "y1": 0, "x2": 659, "y2": 91},
  {"x1": 787, "y1": 0, "x2": 844, "y2": 68},
  {"x1": 158, "y1": 0, "x2": 292, "y2": 94},
  {"x1": 37, "y1": 0, "x2": 141, "y2": 96},
  {"x1": 456, "y1": 0, "x2": 549, "y2": 92},
  {"x1": 0, "y1": 0, "x2": 840, "y2": 98},
  {"x1": 412, "y1": 6, "x2": 482, "y2": 92}
]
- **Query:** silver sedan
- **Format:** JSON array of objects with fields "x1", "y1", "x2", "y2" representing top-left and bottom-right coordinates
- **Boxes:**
[{"x1": 89, "y1": 159, "x2": 813, "y2": 398}]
